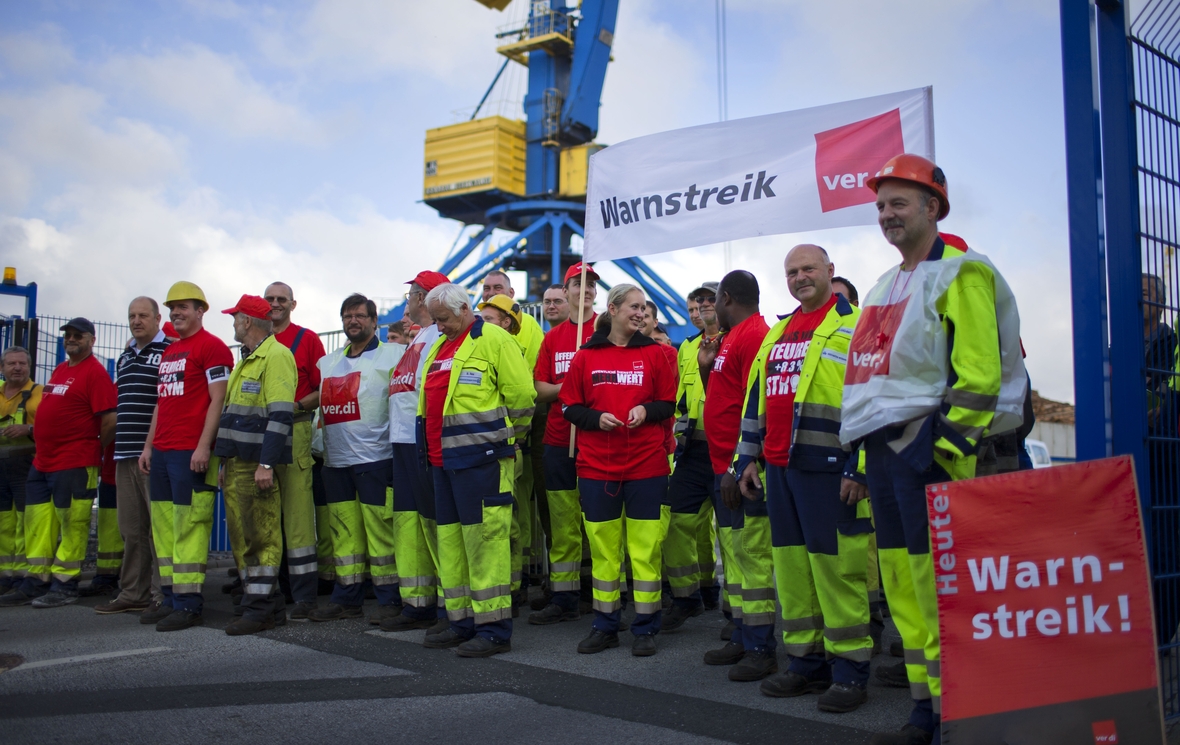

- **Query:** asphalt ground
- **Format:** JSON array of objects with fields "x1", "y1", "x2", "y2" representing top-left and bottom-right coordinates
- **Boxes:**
[{"x1": 0, "y1": 567, "x2": 921, "y2": 745}]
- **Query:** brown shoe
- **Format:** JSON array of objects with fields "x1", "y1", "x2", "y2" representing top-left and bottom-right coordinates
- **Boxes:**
[{"x1": 95, "y1": 598, "x2": 150, "y2": 615}]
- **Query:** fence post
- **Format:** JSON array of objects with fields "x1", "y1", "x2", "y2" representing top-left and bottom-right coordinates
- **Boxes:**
[{"x1": 1061, "y1": 0, "x2": 1113, "y2": 462}]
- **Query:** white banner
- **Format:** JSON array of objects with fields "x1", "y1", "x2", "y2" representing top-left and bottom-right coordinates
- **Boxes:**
[{"x1": 583, "y1": 87, "x2": 934, "y2": 263}]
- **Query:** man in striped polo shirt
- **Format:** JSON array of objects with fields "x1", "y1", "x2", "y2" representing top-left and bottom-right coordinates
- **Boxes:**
[{"x1": 96, "y1": 297, "x2": 171, "y2": 618}]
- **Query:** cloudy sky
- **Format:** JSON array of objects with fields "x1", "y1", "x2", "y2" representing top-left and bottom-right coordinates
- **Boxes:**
[{"x1": 0, "y1": 0, "x2": 1079, "y2": 400}]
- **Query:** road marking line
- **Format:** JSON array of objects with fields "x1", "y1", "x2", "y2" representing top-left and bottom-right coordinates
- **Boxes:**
[{"x1": 13, "y1": 647, "x2": 172, "y2": 671}]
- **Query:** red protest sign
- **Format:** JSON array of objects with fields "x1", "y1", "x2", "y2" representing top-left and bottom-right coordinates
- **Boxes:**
[{"x1": 928, "y1": 456, "x2": 1164, "y2": 743}]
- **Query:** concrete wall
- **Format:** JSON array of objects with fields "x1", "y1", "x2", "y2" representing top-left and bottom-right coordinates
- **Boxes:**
[{"x1": 1029, "y1": 421, "x2": 1076, "y2": 462}]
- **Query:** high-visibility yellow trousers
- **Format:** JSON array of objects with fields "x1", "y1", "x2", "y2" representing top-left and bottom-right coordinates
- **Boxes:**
[
  {"x1": 322, "y1": 459, "x2": 400, "y2": 608},
  {"x1": 731, "y1": 482, "x2": 776, "y2": 651},
  {"x1": 274, "y1": 420, "x2": 318, "y2": 603},
  {"x1": 865, "y1": 428, "x2": 974, "y2": 734},
  {"x1": 511, "y1": 448, "x2": 533, "y2": 594},
  {"x1": 0, "y1": 453, "x2": 32, "y2": 587},
  {"x1": 665, "y1": 441, "x2": 715, "y2": 606},
  {"x1": 94, "y1": 481, "x2": 124, "y2": 587},
  {"x1": 766, "y1": 463, "x2": 872, "y2": 686},
  {"x1": 312, "y1": 458, "x2": 334, "y2": 582},
  {"x1": 712, "y1": 474, "x2": 745, "y2": 647},
  {"x1": 391, "y1": 443, "x2": 438, "y2": 621},
  {"x1": 223, "y1": 457, "x2": 284, "y2": 620},
  {"x1": 581, "y1": 475, "x2": 669, "y2": 636},
  {"x1": 149, "y1": 449, "x2": 218, "y2": 613},
  {"x1": 21, "y1": 465, "x2": 97, "y2": 594},
  {"x1": 432, "y1": 457, "x2": 514, "y2": 643},
  {"x1": 543, "y1": 445, "x2": 587, "y2": 611}
]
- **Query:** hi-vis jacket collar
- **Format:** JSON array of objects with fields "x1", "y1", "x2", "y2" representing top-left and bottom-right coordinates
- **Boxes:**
[
  {"x1": 777, "y1": 293, "x2": 855, "y2": 322},
  {"x1": 582, "y1": 329, "x2": 659, "y2": 350}
]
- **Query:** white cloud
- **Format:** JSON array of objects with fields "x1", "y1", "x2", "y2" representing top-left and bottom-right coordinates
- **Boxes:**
[
  {"x1": 1, "y1": 185, "x2": 456, "y2": 344},
  {"x1": 253, "y1": 0, "x2": 510, "y2": 82},
  {"x1": 99, "y1": 45, "x2": 323, "y2": 143},
  {"x1": 0, "y1": 85, "x2": 186, "y2": 187},
  {"x1": 0, "y1": 26, "x2": 74, "y2": 80}
]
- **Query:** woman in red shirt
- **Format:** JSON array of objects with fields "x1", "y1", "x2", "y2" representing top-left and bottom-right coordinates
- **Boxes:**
[{"x1": 560, "y1": 284, "x2": 677, "y2": 657}]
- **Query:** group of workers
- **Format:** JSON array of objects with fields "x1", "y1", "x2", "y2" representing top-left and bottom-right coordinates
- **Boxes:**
[{"x1": 0, "y1": 154, "x2": 1025, "y2": 745}]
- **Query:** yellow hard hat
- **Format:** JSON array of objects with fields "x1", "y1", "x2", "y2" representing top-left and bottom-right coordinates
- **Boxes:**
[
  {"x1": 165, "y1": 280, "x2": 208, "y2": 310},
  {"x1": 477, "y1": 294, "x2": 522, "y2": 334}
]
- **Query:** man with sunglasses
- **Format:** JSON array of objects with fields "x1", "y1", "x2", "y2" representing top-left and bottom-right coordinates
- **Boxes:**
[
  {"x1": 264, "y1": 282, "x2": 327, "y2": 619},
  {"x1": 1, "y1": 319, "x2": 117, "y2": 608},
  {"x1": 0, "y1": 346, "x2": 41, "y2": 597}
]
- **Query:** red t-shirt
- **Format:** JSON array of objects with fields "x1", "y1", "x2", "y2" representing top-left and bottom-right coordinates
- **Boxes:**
[
  {"x1": 153, "y1": 328, "x2": 233, "y2": 452},
  {"x1": 33, "y1": 355, "x2": 117, "y2": 472},
  {"x1": 535, "y1": 315, "x2": 596, "y2": 448},
  {"x1": 763, "y1": 295, "x2": 835, "y2": 467},
  {"x1": 704, "y1": 313, "x2": 770, "y2": 475},
  {"x1": 559, "y1": 340, "x2": 677, "y2": 482},
  {"x1": 424, "y1": 329, "x2": 468, "y2": 466},
  {"x1": 274, "y1": 323, "x2": 326, "y2": 402}
]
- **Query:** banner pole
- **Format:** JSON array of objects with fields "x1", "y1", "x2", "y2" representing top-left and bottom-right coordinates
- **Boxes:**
[{"x1": 569, "y1": 263, "x2": 588, "y2": 458}]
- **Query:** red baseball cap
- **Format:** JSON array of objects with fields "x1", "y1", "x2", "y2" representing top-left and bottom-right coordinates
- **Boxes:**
[
  {"x1": 222, "y1": 294, "x2": 272, "y2": 320},
  {"x1": 563, "y1": 262, "x2": 600, "y2": 285},
  {"x1": 162, "y1": 322, "x2": 177, "y2": 338},
  {"x1": 406, "y1": 271, "x2": 450, "y2": 293}
]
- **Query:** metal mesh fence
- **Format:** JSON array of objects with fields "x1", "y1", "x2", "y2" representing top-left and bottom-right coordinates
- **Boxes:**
[{"x1": 1132, "y1": 0, "x2": 1180, "y2": 719}]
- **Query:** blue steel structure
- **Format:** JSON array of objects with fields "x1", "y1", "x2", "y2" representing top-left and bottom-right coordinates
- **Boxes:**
[
  {"x1": 380, "y1": 0, "x2": 694, "y2": 340},
  {"x1": 1061, "y1": 0, "x2": 1180, "y2": 718}
]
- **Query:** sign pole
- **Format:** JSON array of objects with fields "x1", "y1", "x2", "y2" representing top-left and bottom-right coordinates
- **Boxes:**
[{"x1": 569, "y1": 263, "x2": 588, "y2": 458}]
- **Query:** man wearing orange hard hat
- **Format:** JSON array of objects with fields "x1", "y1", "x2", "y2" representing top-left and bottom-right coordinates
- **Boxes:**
[{"x1": 839, "y1": 155, "x2": 1026, "y2": 745}]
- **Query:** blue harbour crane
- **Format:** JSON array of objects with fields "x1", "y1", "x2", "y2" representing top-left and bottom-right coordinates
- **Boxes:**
[{"x1": 380, "y1": 0, "x2": 693, "y2": 340}]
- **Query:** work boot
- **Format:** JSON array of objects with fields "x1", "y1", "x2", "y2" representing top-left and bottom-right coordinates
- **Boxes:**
[
  {"x1": 875, "y1": 660, "x2": 910, "y2": 688},
  {"x1": 661, "y1": 603, "x2": 703, "y2": 632},
  {"x1": 720, "y1": 619, "x2": 735, "y2": 641},
  {"x1": 139, "y1": 600, "x2": 172, "y2": 624},
  {"x1": 728, "y1": 649, "x2": 778, "y2": 681},
  {"x1": 379, "y1": 611, "x2": 435, "y2": 633},
  {"x1": 703, "y1": 641, "x2": 745, "y2": 666},
  {"x1": 156, "y1": 609, "x2": 203, "y2": 632},
  {"x1": 528, "y1": 603, "x2": 579, "y2": 625},
  {"x1": 31, "y1": 591, "x2": 79, "y2": 609},
  {"x1": 95, "y1": 598, "x2": 149, "y2": 615},
  {"x1": 869, "y1": 724, "x2": 934, "y2": 745},
  {"x1": 456, "y1": 636, "x2": 511, "y2": 658},
  {"x1": 307, "y1": 603, "x2": 363, "y2": 622},
  {"x1": 890, "y1": 640, "x2": 904, "y2": 658},
  {"x1": 225, "y1": 616, "x2": 276, "y2": 636},
  {"x1": 230, "y1": 584, "x2": 244, "y2": 598},
  {"x1": 631, "y1": 634, "x2": 657, "y2": 657},
  {"x1": 760, "y1": 671, "x2": 832, "y2": 698},
  {"x1": 0, "y1": 588, "x2": 40, "y2": 607},
  {"x1": 369, "y1": 604, "x2": 403, "y2": 625},
  {"x1": 577, "y1": 629, "x2": 620, "y2": 654},
  {"x1": 529, "y1": 587, "x2": 553, "y2": 611},
  {"x1": 423, "y1": 627, "x2": 467, "y2": 649},
  {"x1": 817, "y1": 683, "x2": 868, "y2": 713},
  {"x1": 287, "y1": 601, "x2": 316, "y2": 622},
  {"x1": 426, "y1": 617, "x2": 449, "y2": 635},
  {"x1": 221, "y1": 578, "x2": 241, "y2": 594}
]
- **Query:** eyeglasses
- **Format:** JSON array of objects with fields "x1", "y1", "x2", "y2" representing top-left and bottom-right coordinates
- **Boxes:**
[
  {"x1": 403, "y1": 290, "x2": 423, "y2": 301},
  {"x1": 342, "y1": 313, "x2": 372, "y2": 322},
  {"x1": 542, "y1": 299, "x2": 566, "y2": 306},
  {"x1": 263, "y1": 296, "x2": 291, "y2": 304},
  {"x1": 63, "y1": 331, "x2": 89, "y2": 340},
  {"x1": 694, "y1": 295, "x2": 717, "y2": 305}
]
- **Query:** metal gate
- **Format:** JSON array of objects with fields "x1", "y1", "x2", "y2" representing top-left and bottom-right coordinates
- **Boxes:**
[{"x1": 1063, "y1": 0, "x2": 1180, "y2": 719}]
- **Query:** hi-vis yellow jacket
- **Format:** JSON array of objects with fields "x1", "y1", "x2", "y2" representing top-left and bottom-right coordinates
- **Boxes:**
[
  {"x1": 734, "y1": 294, "x2": 860, "y2": 476},
  {"x1": 416, "y1": 317, "x2": 536, "y2": 469}
]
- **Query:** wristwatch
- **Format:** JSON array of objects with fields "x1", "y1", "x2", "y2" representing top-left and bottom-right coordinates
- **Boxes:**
[{"x1": 260, "y1": 464, "x2": 273, "y2": 470}]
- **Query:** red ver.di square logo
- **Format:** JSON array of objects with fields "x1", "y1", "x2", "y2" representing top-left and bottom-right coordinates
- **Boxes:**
[{"x1": 814, "y1": 108, "x2": 905, "y2": 213}]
